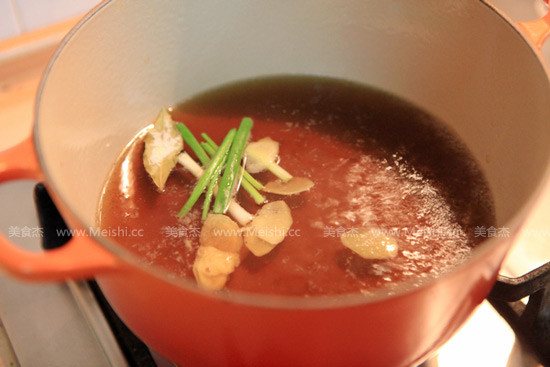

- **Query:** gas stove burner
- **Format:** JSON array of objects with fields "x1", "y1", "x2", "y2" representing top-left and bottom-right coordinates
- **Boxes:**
[{"x1": 32, "y1": 183, "x2": 550, "y2": 367}]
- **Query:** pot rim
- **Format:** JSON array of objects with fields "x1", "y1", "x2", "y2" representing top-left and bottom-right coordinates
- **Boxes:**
[{"x1": 32, "y1": 0, "x2": 550, "y2": 309}]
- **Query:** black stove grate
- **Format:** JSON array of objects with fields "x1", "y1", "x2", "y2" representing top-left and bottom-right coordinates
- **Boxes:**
[{"x1": 489, "y1": 262, "x2": 550, "y2": 365}]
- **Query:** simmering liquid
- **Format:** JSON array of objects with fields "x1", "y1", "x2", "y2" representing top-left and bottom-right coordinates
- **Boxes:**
[{"x1": 98, "y1": 76, "x2": 494, "y2": 296}]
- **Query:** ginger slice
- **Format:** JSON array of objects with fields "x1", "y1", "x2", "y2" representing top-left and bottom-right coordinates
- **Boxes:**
[
  {"x1": 340, "y1": 227, "x2": 398, "y2": 259},
  {"x1": 244, "y1": 137, "x2": 279, "y2": 173},
  {"x1": 200, "y1": 214, "x2": 243, "y2": 253},
  {"x1": 263, "y1": 177, "x2": 314, "y2": 195},
  {"x1": 193, "y1": 214, "x2": 244, "y2": 290},
  {"x1": 243, "y1": 200, "x2": 293, "y2": 256},
  {"x1": 193, "y1": 246, "x2": 240, "y2": 291},
  {"x1": 243, "y1": 230, "x2": 276, "y2": 257},
  {"x1": 249, "y1": 201, "x2": 292, "y2": 245}
]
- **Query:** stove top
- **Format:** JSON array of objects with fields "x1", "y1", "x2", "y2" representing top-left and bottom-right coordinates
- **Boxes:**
[{"x1": 0, "y1": 1, "x2": 549, "y2": 366}]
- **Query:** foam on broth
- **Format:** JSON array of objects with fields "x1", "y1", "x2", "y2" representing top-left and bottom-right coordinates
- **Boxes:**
[{"x1": 97, "y1": 76, "x2": 494, "y2": 296}]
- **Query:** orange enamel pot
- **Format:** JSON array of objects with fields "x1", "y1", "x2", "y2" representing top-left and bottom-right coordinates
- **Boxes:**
[{"x1": 1, "y1": 1, "x2": 550, "y2": 366}]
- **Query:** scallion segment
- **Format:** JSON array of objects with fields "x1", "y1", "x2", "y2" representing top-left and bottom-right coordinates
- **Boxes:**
[
  {"x1": 177, "y1": 128, "x2": 236, "y2": 217},
  {"x1": 213, "y1": 118, "x2": 253, "y2": 213},
  {"x1": 201, "y1": 133, "x2": 217, "y2": 149},
  {"x1": 201, "y1": 141, "x2": 216, "y2": 156},
  {"x1": 241, "y1": 166, "x2": 265, "y2": 191},
  {"x1": 176, "y1": 122, "x2": 210, "y2": 166},
  {"x1": 201, "y1": 145, "x2": 228, "y2": 220},
  {"x1": 177, "y1": 152, "x2": 253, "y2": 225},
  {"x1": 240, "y1": 173, "x2": 265, "y2": 204},
  {"x1": 262, "y1": 162, "x2": 292, "y2": 182},
  {"x1": 202, "y1": 137, "x2": 265, "y2": 205},
  {"x1": 202, "y1": 133, "x2": 264, "y2": 190},
  {"x1": 202, "y1": 175, "x2": 219, "y2": 220}
]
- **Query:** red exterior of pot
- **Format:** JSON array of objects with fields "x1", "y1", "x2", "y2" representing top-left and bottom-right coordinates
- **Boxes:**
[{"x1": 97, "y1": 240, "x2": 510, "y2": 367}]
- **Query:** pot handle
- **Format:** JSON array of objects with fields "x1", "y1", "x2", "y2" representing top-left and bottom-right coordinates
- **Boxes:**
[
  {"x1": 517, "y1": 8, "x2": 550, "y2": 50},
  {"x1": 0, "y1": 136, "x2": 120, "y2": 281}
]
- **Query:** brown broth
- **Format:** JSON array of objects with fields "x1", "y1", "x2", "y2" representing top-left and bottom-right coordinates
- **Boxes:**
[{"x1": 98, "y1": 76, "x2": 494, "y2": 296}]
